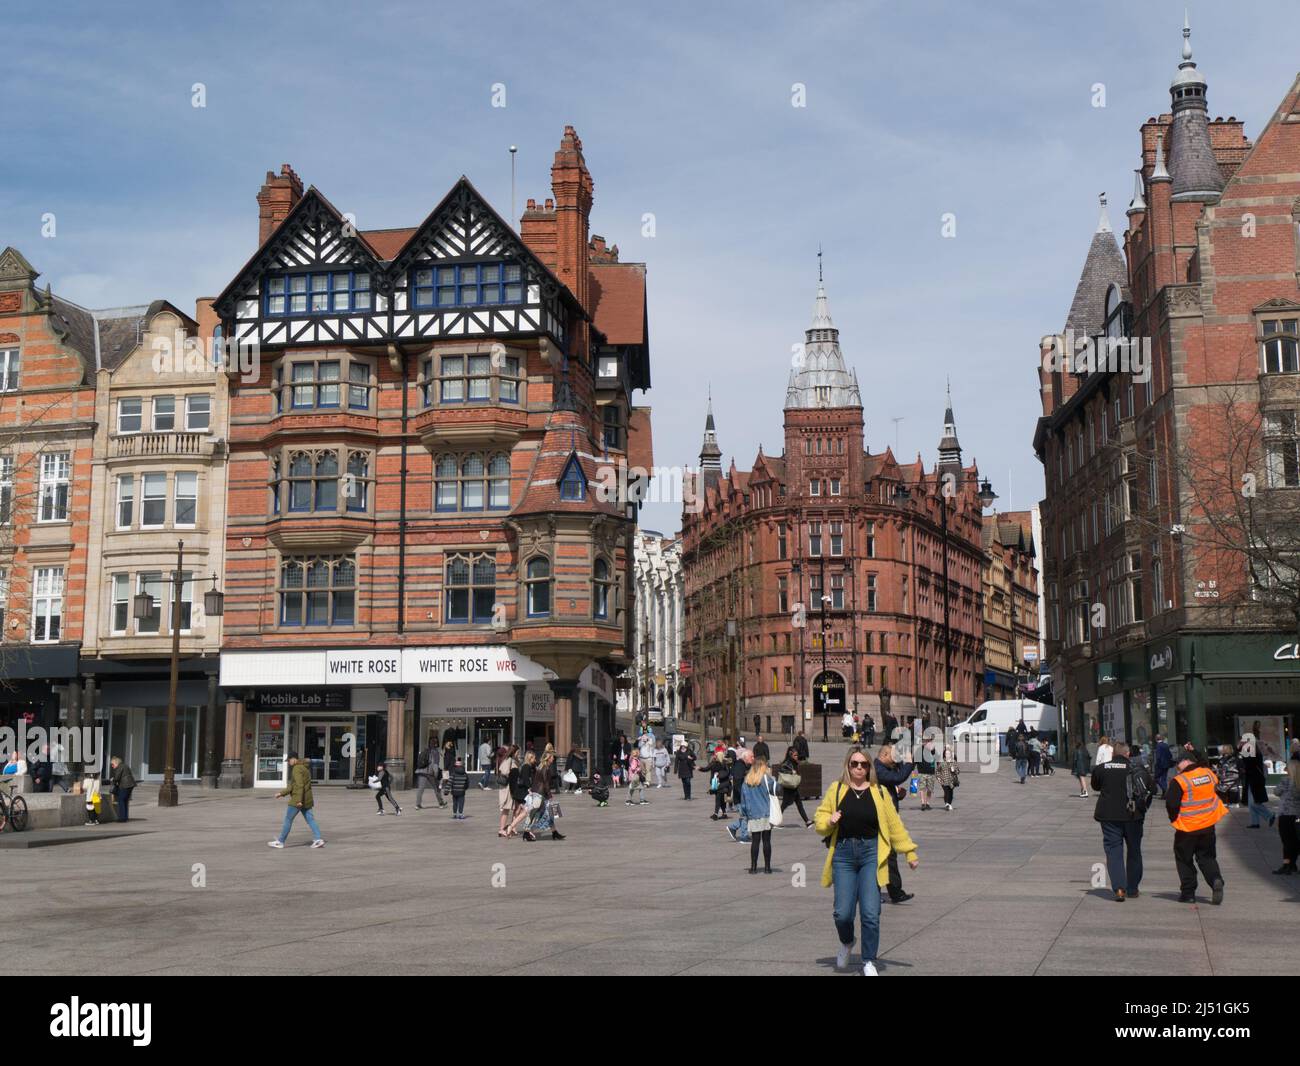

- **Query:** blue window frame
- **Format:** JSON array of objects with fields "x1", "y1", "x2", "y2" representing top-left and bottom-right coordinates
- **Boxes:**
[
  {"x1": 445, "y1": 554, "x2": 496, "y2": 624},
  {"x1": 410, "y1": 261, "x2": 524, "y2": 309},
  {"x1": 559, "y1": 455, "x2": 586, "y2": 501},
  {"x1": 265, "y1": 272, "x2": 371, "y2": 315}
]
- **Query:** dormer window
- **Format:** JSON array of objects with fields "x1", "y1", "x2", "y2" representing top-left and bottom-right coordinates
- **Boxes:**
[
  {"x1": 265, "y1": 271, "x2": 370, "y2": 315},
  {"x1": 410, "y1": 261, "x2": 524, "y2": 309},
  {"x1": 559, "y1": 455, "x2": 587, "y2": 501}
]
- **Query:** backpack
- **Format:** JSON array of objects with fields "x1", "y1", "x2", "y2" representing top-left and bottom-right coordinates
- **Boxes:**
[{"x1": 1125, "y1": 765, "x2": 1156, "y2": 816}]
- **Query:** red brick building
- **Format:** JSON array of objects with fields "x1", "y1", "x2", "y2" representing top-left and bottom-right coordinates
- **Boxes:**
[
  {"x1": 681, "y1": 281, "x2": 991, "y2": 741},
  {"x1": 213, "y1": 127, "x2": 650, "y2": 787},
  {"x1": 1036, "y1": 23, "x2": 1300, "y2": 758}
]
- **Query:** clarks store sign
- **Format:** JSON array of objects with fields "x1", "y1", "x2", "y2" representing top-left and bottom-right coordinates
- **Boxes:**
[{"x1": 1274, "y1": 643, "x2": 1300, "y2": 661}]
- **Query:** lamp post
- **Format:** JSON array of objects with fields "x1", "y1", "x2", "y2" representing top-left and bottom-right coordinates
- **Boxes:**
[
  {"x1": 897, "y1": 476, "x2": 996, "y2": 733},
  {"x1": 819, "y1": 554, "x2": 831, "y2": 741},
  {"x1": 133, "y1": 540, "x2": 223, "y2": 807}
]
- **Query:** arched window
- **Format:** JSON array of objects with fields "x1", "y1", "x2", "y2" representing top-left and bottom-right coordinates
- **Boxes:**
[
  {"x1": 460, "y1": 453, "x2": 485, "y2": 510},
  {"x1": 525, "y1": 556, "x2": 551, "y2": 618},
  {"x1": 346, "y1": 451, "x2": 369, "y2": 512},
  {"x1": 445, "y1": 552, "x2": 496, "y2": 624},
  {"x1": 488, "y1": 453, "x2": 510, "y2": 509},
  {"x1": 434, "y1": 452, "x2": 511, "y2": 512},
  {"x1": 288, "y1": 452, "x2": 313, "y2": 511},
  {"x1": 435, "y1": 455, "x2": 458, "y2": 511},
  {"x1": 593, "y1": 557, "x2": 612, "y2": 620},
  {"x1": 279, "y1": 555, "x2": 355, "y2": 626}
]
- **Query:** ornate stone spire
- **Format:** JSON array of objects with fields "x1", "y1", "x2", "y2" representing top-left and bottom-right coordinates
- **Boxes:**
[
  {"x1": 699, "y1": 389, "x2": 722, "y2": 490},
  {"x1": 784, "y1": 264, "x2": 862, "y2": 410},
  {"x1": 1127, "y1": 169, "x2": 1147, "y2": 215},
  {"x1": 937, "y1": 380, "x2": 962, "y2": 472}
]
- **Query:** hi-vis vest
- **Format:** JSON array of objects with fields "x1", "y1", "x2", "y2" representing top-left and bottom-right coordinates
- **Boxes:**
[{"x1": 1172, "y1": 768, "x2": 1227, "y2": 832}]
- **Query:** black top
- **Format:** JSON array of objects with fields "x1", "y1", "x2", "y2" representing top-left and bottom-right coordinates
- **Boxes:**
[{"x1": 837, "y1": 785, "x2": 880, "y2": 840}]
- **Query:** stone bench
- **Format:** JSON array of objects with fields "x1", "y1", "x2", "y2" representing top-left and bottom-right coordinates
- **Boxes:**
[{"x1": 6, "y1": 789, "x2": 117, "y2": 830}]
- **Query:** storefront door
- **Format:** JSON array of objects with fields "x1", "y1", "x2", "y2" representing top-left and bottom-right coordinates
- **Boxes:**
[{"x1": 301, "y1": 721, "x2": 352, "y2": 783}]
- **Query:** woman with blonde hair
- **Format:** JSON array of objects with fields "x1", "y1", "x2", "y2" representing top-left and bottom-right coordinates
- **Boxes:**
[
  {"x1": 1272, "y1": 752, "x2": 1300, "y2": 875},
  {"x1": 508, "y1": 750, "x2": 539, "y2": 838},
  {"x1": 496, "y1": 744, "x2": 519, "y2": 838},
  {"x1": 739, "y1": 757, "x2": 778, "y2": 874},
  {"x1": 814, "y1": 745, "x2": 919, "y2": 976}
]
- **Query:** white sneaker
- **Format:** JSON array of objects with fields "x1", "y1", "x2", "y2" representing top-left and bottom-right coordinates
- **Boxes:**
[
  {"x1": 945, "y1": 803, "x2": 952, "y2": 811},
  {"x1": 377, "y1": 810, "x2": 384, "y2": 815},
  {"x1": 863, "y1": 960, "x2": 879, "y2": 976},
  {"x1": 836, "y1": 940, "x2": 854, "y2": 970},
  {"x1": 267, "y1": 840, "x2": 284, "y2": 849},
  {"x1": 310, "y1": 839, "x2": 326, "y2": 848}
]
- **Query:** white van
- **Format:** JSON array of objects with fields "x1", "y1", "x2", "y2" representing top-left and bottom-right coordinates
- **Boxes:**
[{"x1": 952, "y1": 699, "x2": 1059, "y2": 750}]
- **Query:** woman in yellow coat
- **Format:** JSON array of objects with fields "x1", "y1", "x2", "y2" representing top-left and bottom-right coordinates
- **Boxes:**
[{"x1": 814, "y1": 746, "x2": 919, "y2": 975}]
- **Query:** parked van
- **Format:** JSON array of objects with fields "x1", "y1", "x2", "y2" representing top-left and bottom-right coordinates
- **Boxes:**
[{"x1": 952, "y1": 698, "x2": 1060, "y2": 752}]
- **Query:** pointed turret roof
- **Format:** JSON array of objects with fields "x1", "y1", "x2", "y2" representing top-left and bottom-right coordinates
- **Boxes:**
[
  {"x1": 699, "y1": 392, "x2": 723, "y2": 491},
  {"x1": 784, "y1": 271, "x2": 862, "y2": 410},
  {"x1": 937, "y1": 381, "x2": 962, "y2": 471},
  {"x1": 1064, "y1": 195, "x2": 1129, "y2": 335},
  {"x1": 1168, "y1": 14, "x2": 1224, "y2": 203}
]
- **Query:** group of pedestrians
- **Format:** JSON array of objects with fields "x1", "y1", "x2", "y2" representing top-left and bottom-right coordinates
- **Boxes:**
[
  {"x1": 1008, "y1": 720, "x2": 1055, "y2": 782},
  {"x1": 496, "y1": 744, "x2": 566, "y2": 842}
]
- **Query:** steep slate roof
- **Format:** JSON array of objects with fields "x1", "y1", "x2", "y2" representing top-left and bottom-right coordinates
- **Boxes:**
[
  {"x1": 511, "y1": 405, "x2": 624, "y2": 518},
  {"x1": 359, "y1": 227, "x2": 417, "y2": 260},
  {"x1": 1063, "y1": 208, "x2": 1128, "y2": 335},
  {"x1": 48, "y1": 297, "x2": 97, "y2": 368},
  {"x1": 589, "y1": 262, "x2": 646, "y2": 345}
]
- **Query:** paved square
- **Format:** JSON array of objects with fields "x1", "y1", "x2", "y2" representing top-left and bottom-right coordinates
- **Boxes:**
[{"x1": 5, "y1": 742, "x2": 1295, "y2": 975}]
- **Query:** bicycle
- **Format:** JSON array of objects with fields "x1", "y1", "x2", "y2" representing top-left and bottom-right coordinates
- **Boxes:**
[{"x1": 0, "y1": 778, "x2": 29, "y2": 832}]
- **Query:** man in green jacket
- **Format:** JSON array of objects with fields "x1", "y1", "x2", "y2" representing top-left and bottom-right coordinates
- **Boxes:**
[{"x1": 268, "y1": 753, "x2": 325, "y2": 849}]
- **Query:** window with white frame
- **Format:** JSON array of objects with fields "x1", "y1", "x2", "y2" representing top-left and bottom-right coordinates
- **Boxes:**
[
  {"x1": 0, "y1": 348, "x2": 19, "y2": 392},
  {"x1": 141, "y1": 472, "x2": 167, "y2": 527},
  {"x1": 434, "y1": 452, "x2": 510, "y2": 512},
  {"x1": 38, "y1": 452, "x2": 69, "y2": 522},
  {"x1": 117, "y1": 397, "x2": 143, "y2": 434},
  {"x1": 0, "y1": 456, "x2": 11, "y2": 525},
  {"x1": 830, "y1": 521, "x2": 843, "y2": 556},
  {"x1": 1261, "y1": 318, "x2": 1299, "y2": 374},
  {"x1": 809, "y1": 521, "x2": 822, "y2": 557},
  {"x1": 866, "y1": 573, "x2": 877, "y2": 612},
  {"x1": 115, "y1": 474, "x2": 134, "y2": 528},
  {"x1": 31, "y1": 567, "x2": 63, "y2": 642},
  {"x1": 111, "y1": 573, "x2": 130, "y2": 634},
  {"x1": 809, "y1": 479, "x2": 821, "y2": 497},
  {"x1": 174, "y1": 471, "x2": 197, "y2": 526},
  {"x1": 830, "y1": 573, "x2": 845, "y2": 609},
  {"x1": 1265, "y1": 409, "x2": 1300, "y2": 488},
  {"x1": 830, "y1": 478, "x2": 841, "y2": 496},
  {"x1": 152, "y1": 395, "x2": 175, "y2": 431},
  {"x1": 185, "y1": 394, "x2": 211, "y2": 431}
]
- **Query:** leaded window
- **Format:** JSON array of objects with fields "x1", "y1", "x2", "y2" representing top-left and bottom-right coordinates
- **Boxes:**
[
  {"x1": 279, "y1": 556, "x2": 356, "y2": 627},
  {"x1": 445, "y1": 553, "x2": 496, "y2": 624}
]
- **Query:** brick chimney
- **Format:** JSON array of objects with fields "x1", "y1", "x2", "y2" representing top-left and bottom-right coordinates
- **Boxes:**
[
  {"x1": 549, "y1": 126, "x2": 593, "y2": 314},
  {"x1": 257, "y1": 164, "x2": 303, "y2": 246},
  {"x1": 520, "y1": 197, "x2": 558, "y2": 275}
]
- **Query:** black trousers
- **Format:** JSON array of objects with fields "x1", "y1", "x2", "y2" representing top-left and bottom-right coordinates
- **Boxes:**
[
  {"x1": 1173, "y1": 827, "x2": 1222, "y2": 896},
  {"x1": 941, "y1": 785, "x2": 954, "y2": 805},
  {"x1": 713, "y1": 787, "x2": 728, "y2": 816},
  {"x1": 750, "y1": 829, "x2": 772, "y2": 871},
  {"x1": 1279, "y1": 815, "x2": 1299, "y2": 865},
  {"x1": 779, "y1": 790, "x2": 810, "y2": 824},
  {"x1": 681, "y1": 776, "x2": 692, "y2": 799}
]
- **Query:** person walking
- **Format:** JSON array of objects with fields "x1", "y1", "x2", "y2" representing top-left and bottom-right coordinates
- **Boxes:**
[
  {"x1": 477, "y1": 739, "x2": 495, "y2": 789},
  {"x1": 1092, "y1": 741, "x2": 1155, "y2": 901},
  {"x1": 652, "y1": 739, "x2": 671, "y2": 788},
  {"x1": 1095, "y1": 735, "x2": 1114, "y2": 766},
  {"x1": 82, "y1": 770, "x2": 103, "y2": 825},
  {"x1": 1042, "y1": 739, "x2": 1056, "y2": 776},
  {"x1": 1011, "y1": 731, "x2": 1029, "y2": 785},
  {"x1": 268, "y1": 752, "x2": 325, "y2": 849},
  {"x1": 862, "y1": 716, "x2": 876, "y2": 749},
  {"x1": 936, "y1": 747, "x2": 960, "y2": 811},
  {"x1": 497, "y1": 745, "x2": 519, "y2": 837},
  {"x1": 776, "y1": 746, "x2": 813, "y2": 828},
  {"x1": 107, "y1": 756, "x2": 137, "y2": 823},
  {"x1": 841, "y1": 710, "x2": 854, "y2": 738},
  {"x1": 1152, "y1": 735, "x2": 1173, "y2": 798},
  {"x1": 1027, "y1": 735, "x2": 1042, "y2": 778},
  {"x1": 752, "y1": 735, "x2": 771, "y2": 763},
  {"x1": 794, "y1": 731, "x2": 810, "y2": 761},
  {"x1": 729, "y1": 742, "x2": 748, "y2": 813},
  {"x1": 448, "y1": 757, "x2": 469, "y2": 819},
  {"x1": 873, "y1": 743, "x2": 916, "y2": 904},
  {"x1": 1166, "y1": 749, "x2": 1227, "y2": 905},
  {"x1": 440, "y1": 739, "x2": 457, "y2": 799},
  {"x1": 740, "y1": 757, "x2": 778, "y2": 874},
  {"x1": 1239, "y1": 734, "x2": 1275, "y2": 829},
  {"x1": 1072, "y1": 743, "x2": 1091, "y2": 798},
  {"x1": 916, "y1": 738, "x2": 938, "y2": 811},
  {"x1": 415, "y1": 740, "x2": 445, "y2": 809},
  {"x1": 674, "y1": 743, "x2": 697, "y2": 800},
  {"x1": 508, "y1": 750, "x2": 539, "y2": 837},
  {"x1": 1272, "y1": 752, "x2": 1300, "y2": 875},
  {"x1": 815, "y1": 746, "x2": 919, "y2": 977},
  {"x1": 707, "y1": 749, "x2": 732, "y2": 821},
  {"x1": 522, "y1": 749, "x2": 564, "y2": 841},
  {"x1": 626, "y1": 749, "x2": 649, "y2": 806},
  {"x1": 372, "y1": 762, "x2": 401, "y2": 815}
]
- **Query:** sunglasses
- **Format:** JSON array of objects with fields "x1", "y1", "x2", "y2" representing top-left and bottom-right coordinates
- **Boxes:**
[{"x1": 849, "y1": 760, "x2": 869, "y2": 768}]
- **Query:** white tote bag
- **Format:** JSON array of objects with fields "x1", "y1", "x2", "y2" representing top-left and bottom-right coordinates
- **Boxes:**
[
  {"x1": 562, "y1": 769, "x2": 578, "y2": 786},
  {"x1": 767, "y1": 777, "x2": 784, "y2": 827}
]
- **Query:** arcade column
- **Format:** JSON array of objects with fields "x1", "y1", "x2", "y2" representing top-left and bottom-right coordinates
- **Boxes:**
[
  {"x1": 549, "y1": 679, "x2": 579, "y2": 758},
  {"x1": 220, "y1": 692, "x2": 246, "y2": 789},
  {"x1": 386, "y1": 686, "x2": 411, "y2": 788}
]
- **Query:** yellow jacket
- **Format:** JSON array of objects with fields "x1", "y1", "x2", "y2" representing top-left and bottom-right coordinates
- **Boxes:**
[{"x1": 814, "y1": 780, "x2": 918, "y2": 888}]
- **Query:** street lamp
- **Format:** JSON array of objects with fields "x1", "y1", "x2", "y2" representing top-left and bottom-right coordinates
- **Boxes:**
[{"x1": 133, "y1": 541, "x2": 223, "y2": 807}]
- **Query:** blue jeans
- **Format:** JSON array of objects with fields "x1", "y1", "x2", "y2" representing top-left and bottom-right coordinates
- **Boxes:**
[
  {"x1": 1100, "y1": 819, "x2": 1144, "y2": 893},
  {"x1": 1246, "y1": 794, "x2": 1273, "y2": 827},
  {"x1": 115, "y1": 787, "x2": 133, "y2": 822},
  {"x1": 1014, "y1": 759, "x2": 1028, "y2": 782},
  {"x1": 831, "y1": 837, "x2": 881, "y2": 961},
  {"x1": 278, "y1": 804, "x2": 322, "y2": 843},
  {"x1": 729, "y1": 815, "x2": 750, "y2": 841}
]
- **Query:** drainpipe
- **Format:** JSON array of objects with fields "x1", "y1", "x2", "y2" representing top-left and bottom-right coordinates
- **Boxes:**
[{"x1": 389, "y1": 343, "x2": 408, "y2": 633}]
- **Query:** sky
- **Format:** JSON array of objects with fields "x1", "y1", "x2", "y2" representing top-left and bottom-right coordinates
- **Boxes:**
[{"x1": 3, "y1": 0, "x2": 1297, "y2": 535}]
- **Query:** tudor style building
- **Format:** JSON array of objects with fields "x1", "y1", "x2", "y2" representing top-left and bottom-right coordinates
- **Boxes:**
[
  {"x1": 1036, "y1": 23, "x2": 1300, "y2": 760},
  {"x1": 681, "y1": 281, "x2": 992, "y2": 741},
  {"x1": 213, "y1": 128, "x2": 650, "y2": 788}
]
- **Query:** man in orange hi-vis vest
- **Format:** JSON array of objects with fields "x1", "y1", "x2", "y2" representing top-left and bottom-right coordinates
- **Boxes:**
[{"x1": 1164, "y1": 749, "x2": 1228, "y2": 905}]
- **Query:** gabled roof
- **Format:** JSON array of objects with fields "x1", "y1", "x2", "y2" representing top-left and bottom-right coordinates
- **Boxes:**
[
  {"x1": 511, "y1": 407, "x2": 624, "y2": 519},
  {"x1": 590, "y1": 261, "x2": 646, "y2": 345},
  {"x1": 359, "y1": 227, "x2": 417, "y2": 260}
]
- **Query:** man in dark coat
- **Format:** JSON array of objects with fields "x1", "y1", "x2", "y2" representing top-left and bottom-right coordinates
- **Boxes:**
[
  {"x1": 752, "y1": 736, "x2": 770, "y2": 762},
  {"x1": 793, "y1": 732, "x2": 810, "y2": 761},
  {"x1": 1091, "y1": 741, "x2": 1154, "y2": 901},
  {"x1": 673, "y1": 744, "x2": 697, "y2": 800},
  {"x1": 1152, "y1": 735, "x2": 1173, "y2": 797},
  {"x1": 874, "y1": 744, "x2": 916, "y2": 903}
]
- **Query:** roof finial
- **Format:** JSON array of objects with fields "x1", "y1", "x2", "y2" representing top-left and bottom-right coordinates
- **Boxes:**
[
  {"x1": 817, "y1": 243, "x2": 823, "y2": 284},
  {"x1": 1182, "y1": 9, "x2": 1192, "y2": 63},
  {"x1": 1097, "y1": 192, "x2": 1112, "y2": 233}
]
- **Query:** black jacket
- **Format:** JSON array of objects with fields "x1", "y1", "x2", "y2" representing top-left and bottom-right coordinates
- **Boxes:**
[
  {"x1": 1239, "y1": 753, "x2": 1268, "y2": 803},
  {"x1": 442, "y1": 747, "x2": 456, "y2": 772},
  {"x1": 1091, "y1": 755, "x2": 1153, "y2": 822},
  {"x1": 674, "y1": 749, "x2": 696, "y2": 779},
  {"x1": 794, "y1": 735, "x2": 810, "y2": 760},
  {"x1": 752, "y1": 741, "x2": 770, "y2": 762},
  {"x1": 874, "y1": 758, "x2": 914, "y2": 810},
  {"x1": 109, "y1": 762, "x2": 137, "y2": 791}
]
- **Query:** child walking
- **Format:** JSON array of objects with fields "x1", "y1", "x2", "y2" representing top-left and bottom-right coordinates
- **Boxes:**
[
  {"x1": 372, "y1": 762, "x2": 401, "y2": 815},
  {"x1": 449, "y1": 757, "x2": 469, "y2": 819}
]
